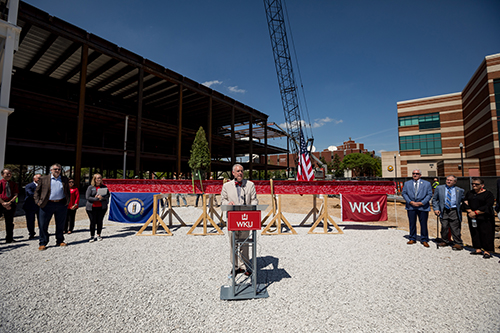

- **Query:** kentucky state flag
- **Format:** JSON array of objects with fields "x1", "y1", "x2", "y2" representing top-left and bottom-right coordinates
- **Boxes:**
[{"x1": 109, "y1": 192, "x2": 159, "y2": 223}]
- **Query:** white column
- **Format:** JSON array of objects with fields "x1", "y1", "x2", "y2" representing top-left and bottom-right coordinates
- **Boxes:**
[{"x1": 0, "y1": 0, "x2": 20, "y2": 170}]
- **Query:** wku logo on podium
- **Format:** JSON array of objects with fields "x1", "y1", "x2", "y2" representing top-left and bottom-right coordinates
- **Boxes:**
[{"x1": 227, "y1": 211, "x2": 261, "y2": 231}]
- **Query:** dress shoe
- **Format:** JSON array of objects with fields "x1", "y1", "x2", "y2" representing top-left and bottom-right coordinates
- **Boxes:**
[
  {"x1": 470, "y1": 250, "x2": 483, "y2": 255},
  {"x1": 231, "y1": 268, "x2": 245, "y2": 275},
  {"x1": 56, "y1": 242, "x2": 67, "y2": 247},
  {"x1": 38, "y1": 245, "x2": 47, "y2": 251},
  {"x1": 407, "y1": 240, "x2": 416, "y2": 245},
  {"x1": 452, "y1": 244, "x2": 463, "y2": 251},
  {"x1": 483, "y1": 253, "x2": 492, "y2": 259},
  {"x1": 29, "y1": 234, "x2": 36, "y2": 240},
  {"x1": 422, "y1": 242, "x2": 430, "y2": 248},
  {"x1": 438, "y1": 242, "x2": 448, "y2": 247},
  {"x1": 5, "y1": 239, "x2": 16, "y2": 244}
]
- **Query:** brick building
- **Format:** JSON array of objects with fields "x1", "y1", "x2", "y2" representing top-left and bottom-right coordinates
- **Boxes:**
[
  {"x1": 268, "y1": 137, "x2": 374, "y2": 169},
  {"x1": 395, "y1": 53, "x2": 500, "y2": 177}
]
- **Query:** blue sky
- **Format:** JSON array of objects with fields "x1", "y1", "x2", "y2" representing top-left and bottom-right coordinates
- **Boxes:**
[{"x1": 25, "y1": 0, "x2": 500, "y2": 155}]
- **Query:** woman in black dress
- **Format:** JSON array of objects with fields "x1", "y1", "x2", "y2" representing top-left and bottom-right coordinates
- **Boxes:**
[{"x1": 463, "y1": 178, "x2": 495, "y2": 259}]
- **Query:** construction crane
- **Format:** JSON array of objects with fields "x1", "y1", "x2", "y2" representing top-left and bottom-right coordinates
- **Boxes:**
[{"x1": 263, "y1": 0, "x2": 327, "y2": 177}]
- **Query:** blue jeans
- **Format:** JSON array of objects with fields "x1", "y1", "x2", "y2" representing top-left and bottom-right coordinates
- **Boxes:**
[
  {"x1": 39, "y1": 201, "x2": 68, "y2": 246},
  {"x1": 407, "y1": 210, "x2": 429, "y2": 242}
]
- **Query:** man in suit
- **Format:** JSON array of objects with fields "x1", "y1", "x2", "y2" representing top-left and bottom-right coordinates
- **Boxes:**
[
  {"x1": 34, "y1": 164, "x2": 70, "y2": 251},
  {"x1": 221, "y1": 164, "x2": 258, "y2": 276},
  {"x1": 432, "y1": 175, "x2": 465, "y2": 250},
  {"x1": 402, "y1": 169, "x2": 433, "y2": 247},
  {"x1": 23, "y1": 173, "x2": 41, "y2": 239},
  {"x1": 0, "y1": 168, "x2": 19, "y2": 243}
]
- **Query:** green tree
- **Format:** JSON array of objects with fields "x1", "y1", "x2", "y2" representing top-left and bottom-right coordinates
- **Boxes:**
[
  {"x1": 373, "y1": 155, "x2": 382, "y2": 177},
  {"x1": 331, "y1": 153, "x2": 343, "y2": 177},
  {"x1": 340, "y1": 152, "x2": 379, "y2": 177},
  {"x1": 189, "y1": 126, "x2": 211, "y2": 191}
]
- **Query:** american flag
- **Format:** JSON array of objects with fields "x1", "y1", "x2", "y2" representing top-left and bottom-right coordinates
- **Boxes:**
[{"x1": 297, "y1": 129, "x2": 314, "y2": 181}]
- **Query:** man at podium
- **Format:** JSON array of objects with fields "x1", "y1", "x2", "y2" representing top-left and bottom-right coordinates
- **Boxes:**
[{"x1": 221, "y1": 164, "x2": 258, "y2": 276}]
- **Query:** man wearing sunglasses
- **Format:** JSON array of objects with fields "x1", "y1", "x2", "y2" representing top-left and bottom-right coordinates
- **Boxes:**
[
  {"x1": 432, "y1": 175, "x2": 465, "y2": 250},
  {"x1": 34, "y1": 163, "x2": 71, "y2": 251},
  {"x1": 402, "y1": 169, "x2": 433, "y2": 247}
]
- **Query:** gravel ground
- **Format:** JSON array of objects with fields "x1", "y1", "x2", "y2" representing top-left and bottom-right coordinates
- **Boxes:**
[{"x1": 1, "y1": 207, "x2": 499, "y2": 332}]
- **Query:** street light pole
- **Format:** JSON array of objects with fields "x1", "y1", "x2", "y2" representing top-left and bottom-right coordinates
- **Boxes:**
[
  {"x1": 394, "y1": 154, "x2": 397, "y2": 178},
  {"x1": 459, "y1": 143, "x2": 464, "y2": 177}
]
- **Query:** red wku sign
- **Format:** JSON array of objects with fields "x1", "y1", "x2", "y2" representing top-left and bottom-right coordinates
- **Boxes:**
[
  {"x1": 341, "y1": 193, "x2": 388, "y2": 222},
  {"x1": 227, "y1": 211, "x2": 262, "y2": 231}
]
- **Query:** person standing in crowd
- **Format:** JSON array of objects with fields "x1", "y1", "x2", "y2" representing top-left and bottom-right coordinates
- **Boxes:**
[
  {"x1": 64, "y1": 178, "x2": 79, "y2": 234},
  {"x1": 23, "y1": 173, "x2": 41, "y2": 239},
  {"x1": 34, "y1": 163, "x2": 70, "y2": 251},
  {"x1": 86, "y1": 173, "x2": 110, "y2": 242},
  {"x1": 463, "y1": 178, "x2": 495, "y2": 259},
  {"x1": 175, "y1": 173, "x2": 188, "y2": 207},
  {"x1": 402, "y1": 169, "x2": 432, "y2": 247},
  {"x1": 221, "y1": 164, "x2": 258, "y2": 276},
  {"x1": 0, "y1": 168, "x2": 19, "y2": 243},
  {"x1": 432, "y1": 175, "x2": 465, "y2": 250},
  {"x1": 432, "y1": 178, "x2": 439, "y2": 193}
]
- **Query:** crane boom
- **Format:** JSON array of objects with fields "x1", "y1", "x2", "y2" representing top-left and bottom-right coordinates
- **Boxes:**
[{"x1": 263, "y1": 0, "x2": 304, "y2": 158}]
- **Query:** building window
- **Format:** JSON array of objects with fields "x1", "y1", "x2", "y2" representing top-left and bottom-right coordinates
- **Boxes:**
[
  {"x1": 398, "y1": 113, "x2": 440, "y2": 130},
  {"x1": 495, "y1": 79, "x2": 500, "y2": 117},
  {"x1": 399, "y1": 133, "x2": 442, "y2": 155}
]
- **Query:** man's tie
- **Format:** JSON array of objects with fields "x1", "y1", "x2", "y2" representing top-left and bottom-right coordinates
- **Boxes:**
[
  {"x1": 445, "y1": 188, "x2": 451, "y2": 209},
  {"x1": 414, "y1": 181, "x2": 418, "y2": 197},
  {"x1": 235, "y1": 181, "x2": 242, "y2": 187},
  {"x1": 5, "y1": 181, "x2": 11, "y2": 198}
]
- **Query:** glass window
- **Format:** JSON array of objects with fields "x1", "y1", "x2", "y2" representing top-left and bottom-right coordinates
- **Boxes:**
[
  {"x1": 399, "y1": 133, "x2": 442, "y2": 155},
  {"x1": 398, "y1": 113, "x2": 440, "y2": 129}
]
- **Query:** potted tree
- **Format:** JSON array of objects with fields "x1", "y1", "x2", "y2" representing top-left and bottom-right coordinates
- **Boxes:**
[{"x1": 188, "y1": 126, "x2": 211, "y2": 195}]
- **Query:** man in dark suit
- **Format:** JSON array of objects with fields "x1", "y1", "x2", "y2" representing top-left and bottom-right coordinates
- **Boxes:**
[
  {"x1": 432, "y1": 175, "x2": 465, "y2": 250},
  {"x1": 402, "y1": 169, "x2": 433, "y2": 247},
  {"x1": 23, "y1": 173, "x2": 41, "y2": 239},
  {"x1": 34, "y1": 164, "x2": 70, "y2": 251}
]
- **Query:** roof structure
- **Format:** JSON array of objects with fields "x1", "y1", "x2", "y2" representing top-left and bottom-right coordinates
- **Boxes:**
[{"x1": 3, "y1": 1, "x2": 287, "y2": 182}]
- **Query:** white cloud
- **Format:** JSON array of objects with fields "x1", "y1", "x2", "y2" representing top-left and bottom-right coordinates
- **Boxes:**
[
  {"x1": 228, "y1": 86, "x2": 246, "y2": 94},
  {"x1": 311, "y1": 117, "x2": 342, "y2": 128},
  {"x1": 279, "y1": 119, "x2": 310, "y2": 129},
  {"x1": 202, "y1": 80, "x2": 222, "y2": 88},
  {"x1": 279, "y1": 117, "x2": 342, "y2": 129}
]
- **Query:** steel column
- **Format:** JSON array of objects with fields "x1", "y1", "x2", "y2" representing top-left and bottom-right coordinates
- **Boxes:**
[
  {"x1": 75, "y1": 44, "x2": 88, "y2": 187},
  {"x1": 231, "y1": 105, "x2": 235, "y2": 166},
  {"x1": 177, "y1": 85, "x2": 183, "y2": 176},
  {"x1": 208, "y1": 95, "x2": 212, "y2": 176},
  {"x1": 264, "y1": 116, "x2": 268, "y2": 179},
  {"x1": 134, "y1": 67, "x2": 144, "y2": 176},
  {"x1": 249, "y1": 116, "x2": 253, "y2": 179}
]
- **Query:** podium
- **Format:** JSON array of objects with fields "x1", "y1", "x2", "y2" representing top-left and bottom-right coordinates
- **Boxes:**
[{"x1": 220, "y1": 205, "x2": 269, "y2": 300}]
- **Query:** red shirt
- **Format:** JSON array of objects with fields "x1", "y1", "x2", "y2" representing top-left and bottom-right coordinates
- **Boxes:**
[
  {"x1": 68, "y1": 187, "x2": 80, "y2": 209},
  {"x1": 0, "y1": 179, "x2": 18, "y2": 202},
  {"x1": 92, "y1": 186, "x2": 102, "y2": 208}
]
